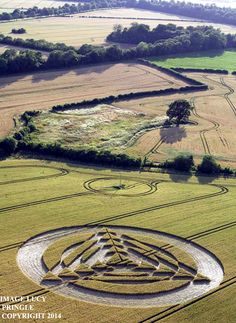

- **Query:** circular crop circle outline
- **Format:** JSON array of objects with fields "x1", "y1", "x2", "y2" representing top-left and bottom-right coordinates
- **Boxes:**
[
  {"x1": 83, "y1": 177, "x2": 158, "y2": 197},
  {"x1": 17, "y1": 225, "x2": 224, "y2": 308}
]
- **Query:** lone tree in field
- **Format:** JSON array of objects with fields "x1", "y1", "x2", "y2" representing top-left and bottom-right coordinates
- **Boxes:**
[{"x1": 167, "y1": 100, "x2": 192, "y2": 125}]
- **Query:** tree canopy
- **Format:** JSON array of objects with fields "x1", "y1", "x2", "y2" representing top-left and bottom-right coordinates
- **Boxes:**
[
  {"x1": 197, "y1": 155, "x2": 221, "y2": 174},
  {"x1": 107, "y1": 23, "x2": 228, "y2": 50},
  {"x1": 166, "y1": 100, "x2": 192, "y2": 124}
]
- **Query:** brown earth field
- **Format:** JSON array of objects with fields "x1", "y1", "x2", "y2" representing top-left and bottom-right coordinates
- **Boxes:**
[
  {"x1": 115, "y1": 73, "x2": 236, "y2": 167},
  {"x1": 0, "y1": 62, "x2": 188, "y2": 137}
]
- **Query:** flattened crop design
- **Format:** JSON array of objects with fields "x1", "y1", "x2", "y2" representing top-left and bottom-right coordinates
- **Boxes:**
[{"x1": 17, "y1": 225, "x2": 224, "y2": 307}]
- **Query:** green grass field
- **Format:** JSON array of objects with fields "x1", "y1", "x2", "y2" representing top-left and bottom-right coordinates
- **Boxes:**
[
  {"x1": 0, "y1": 158, "x2": 235, "y2": 322},
  {"x1": 150, "y1": 50, "x2": 236, "y2": 72}
]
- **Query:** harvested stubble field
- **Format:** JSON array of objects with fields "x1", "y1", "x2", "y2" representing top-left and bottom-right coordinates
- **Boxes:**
[
  {"x1": 76, "y1": 8, "x2": 195, "y2": 21},
  {"x1": 0, "y1": 62, "x2": 188, "y2": 137},
  {"x1": 0, "y1": 0, "x2": 75, "y2": 10},
  {"x1": 0, "y1": 14, "x2": 162, "y2": 47},
  {"x1": 0, "y1": 159, "x2": 235, "y2": 322},
  {"x1": 113, "y1": 73, "x2": 236, "y2": 167},
  {"x1": 26, "y1": 72, "x2": 236, "y2": 167},
  {"x1": 1, "y1": 8, "x2": 236, "y2": 47}
]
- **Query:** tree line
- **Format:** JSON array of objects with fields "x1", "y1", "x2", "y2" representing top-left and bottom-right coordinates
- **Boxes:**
[
  {"x1": 132, "y1": 0, "x2": 236, "y2": 27},
  {"x1": 0, "y1": 34, "x2": 75, "y2": 52},
  {"x1": 1, "y1": 23, "x2": 235, "y2": 75},
  {"x1": 172, "y1": 67, "x2": 228, "y2": 74},
  {"x1": 2, "y1": 0, "x2": 236, "y2": 28},
  {"x1": 0, "y1": 0, "x2": 127, "y2": 21},
  {"x1": 0, "y1": 112, "x2": 141, "y2": 169},
  {"x1": 107, "y1": 23, "x2": 235, "y2": 50},
  {"x1": 159, "y1": 154, "x2": 235, "y2": 176}
]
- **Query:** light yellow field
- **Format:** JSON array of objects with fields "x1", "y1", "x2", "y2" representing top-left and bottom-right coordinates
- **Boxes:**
[
  {"x1": 0, "y1": 159, "x2": 235, "y2": 322},
  {"x1": 115, "y1": 73, "x2": 236, "y2": 167},
  {"x1": 0, "y1": 62, "x2": 188, "y2": 137},
  {"x1": 0, "y1": 8, "x2": 236, "y2": 47},
  {"x1": 0, "y1": 0, "x2": 75, "y2": 10},
  {"x1": 0, "y1": 15, "x2": 165, "y2": 47},
  {"x1": 77, "y1": 8, "x2": 195, "y2": 20}
]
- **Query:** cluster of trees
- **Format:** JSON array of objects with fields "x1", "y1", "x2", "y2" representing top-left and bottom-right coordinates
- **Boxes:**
[
  {"x1": 0, "y1": 49, "x2": 44, "y2": 74},
  {"x1": 160, "y1": 154, "x2": 235, "y2": 175},
  {"x1": 0, "y1": 1, "x2": 126, "y2": 21},
  {"x1": 11, "y1": 28, "x2": 26, "y2": 34},
  {"x1": 107, "y1": 23, "x2": 233, "y2": 50},
  {"x1": 0, "y1": 34, "x2": 74, "y2": 52},
  {"x1": 133, "y1": 0, "x2": 236, "y2": 27}
]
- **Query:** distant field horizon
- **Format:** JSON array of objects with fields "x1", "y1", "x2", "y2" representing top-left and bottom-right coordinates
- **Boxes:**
[{"x1": 1, "y1": 8, "x2": 236, "y2": 47}]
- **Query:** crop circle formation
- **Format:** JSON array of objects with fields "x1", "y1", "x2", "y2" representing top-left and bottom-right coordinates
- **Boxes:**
[
  {"x1": 17, "y1": 225, "x2": 223, "y2": 308},
  {"x1": 83, "y1": 177, "x2": 158, "y2": 196}
]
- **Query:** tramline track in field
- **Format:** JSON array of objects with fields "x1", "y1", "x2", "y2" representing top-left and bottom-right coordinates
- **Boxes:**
[
  {"x1": 0, "y1": 165, "x2": 69, "y2": 185},
  {"x1": 220, "y1": 77, "x2": 236, "y2": 117},
  {"x1": 87, "y1": 184, "x2": 228, "y2": 226},
  {"x1": 0, "y1": 191, "x2": 93, "y2": 214},
  {"x1": 140, "y1": 275, "x2": 236, "y2": 323},
  {"x1": 191, "y1": 98, "x2": 229, "y2": 154}
]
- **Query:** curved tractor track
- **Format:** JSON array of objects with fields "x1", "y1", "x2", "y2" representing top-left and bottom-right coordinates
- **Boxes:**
[
  {"x1": 86, "y1": 184, "x2": 228, "y2": 227},
  {"x1": 0, "y1": 165, "x2": 69, "y2": 186},
  {"x1": 144, "y1": 74, "x2": 233, "y2": 160},
  {"x1": 191, "y1": 98, "x2": 229, "y2": 154},
  {"x1": 145, "y1": 138, "x2": 165, "y2": 158},
  {"x1": 0, "y1": 166, "x2": 229, "y2": 254},
  {"x1": 220, "y1": 77, "x2": 236, "y2": 117},
  {"x1": 204, "y1": 75, "x2": 236, "y2": 117},
  {"x1": 0, "y1": 168, "x2": 228, "y2": 218}
]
